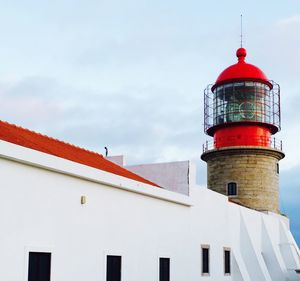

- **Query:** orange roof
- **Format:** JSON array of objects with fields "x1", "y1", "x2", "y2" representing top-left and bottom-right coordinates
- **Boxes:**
[{"x1": 0, "y1": 120, "x2": 159, "y2": 187}]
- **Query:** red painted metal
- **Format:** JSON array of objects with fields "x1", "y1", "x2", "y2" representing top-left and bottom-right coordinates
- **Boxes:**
[
  {"x1": 213, "y1": 125, "x2": 271, "y2": 148},
  {"x1": 211, "y1": 48, "x2": 273, "y2": 91}
]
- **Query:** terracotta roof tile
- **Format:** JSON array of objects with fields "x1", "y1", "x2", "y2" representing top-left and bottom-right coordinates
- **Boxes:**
[{"x1": 0, "y1": 120, "x2": 159, "y2": 187}]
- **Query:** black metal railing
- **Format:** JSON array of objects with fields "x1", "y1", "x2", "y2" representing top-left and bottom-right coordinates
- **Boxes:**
[
  {"x1": 202, "y1": 137, "x2": 283, "y2": 153},
  {"x1": 204, "y1": 81, "x2": 281, "y2": 134}
]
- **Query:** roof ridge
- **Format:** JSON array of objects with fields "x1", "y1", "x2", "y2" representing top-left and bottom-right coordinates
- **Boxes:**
[
  {"x1": 0, "y1": 120, "x2": 104, "y2": 158},
  {"x1": 0, "y1": 119, "x2": 160, "y2": 187}
]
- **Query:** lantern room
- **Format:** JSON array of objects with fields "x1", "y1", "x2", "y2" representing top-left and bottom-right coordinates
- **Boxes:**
[{"x1": 204, "y1": 48, "x2": 281, "y2": 148}]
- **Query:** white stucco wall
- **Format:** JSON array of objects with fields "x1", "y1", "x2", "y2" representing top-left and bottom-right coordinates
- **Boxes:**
[
  {"x1": 126, "y1": 160, "x2": 195, "y2": 195},
  {"x1": 0, "y1": 140, "x2": 299, "y2": 281}
]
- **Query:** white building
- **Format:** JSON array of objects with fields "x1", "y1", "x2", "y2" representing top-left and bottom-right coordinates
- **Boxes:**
[{"x1": 0, "y1": 47, "x2": 300, "y2": 281}]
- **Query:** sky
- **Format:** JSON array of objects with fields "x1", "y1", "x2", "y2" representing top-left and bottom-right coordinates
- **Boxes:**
[{"x1": 0, "y1": 1, "x2": 299, "y2": 244}]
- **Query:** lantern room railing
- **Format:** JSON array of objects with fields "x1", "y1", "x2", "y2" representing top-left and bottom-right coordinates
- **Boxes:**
[
  {"x1": 202, "y1": 137, "x2": 283, "y2": 153},
  {"x1": 204, "y1": 81, "x2": 281, "y2": 134}
]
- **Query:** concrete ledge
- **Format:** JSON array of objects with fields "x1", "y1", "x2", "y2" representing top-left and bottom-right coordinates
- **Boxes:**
[{"x1": 201, "y1": 146, "x2": 285, "y2": 161}]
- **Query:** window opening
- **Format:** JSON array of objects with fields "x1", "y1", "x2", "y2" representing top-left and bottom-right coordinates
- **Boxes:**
[
  {"x1": 224, "y1": 248, "x2": 231, "y2": 275},
  {"x1": 106, "y1": 255, "x2": 121, "y2": 281},
  {"x1": 201, "y1": 246, "x2": 210, "y2": 275},
  {"x1": 28, "y1": 252, "x2": 51, "y2": 281},
  {"x1": 227, "y1": 182, "x2": 237, "y2": 196},
  {"x1": 159, "y1": 258, "x2": 170, "y2": 281}
]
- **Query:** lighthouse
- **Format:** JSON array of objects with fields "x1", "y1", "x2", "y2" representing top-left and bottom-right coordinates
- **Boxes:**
[{"x1": 201, "y1": 47, "x2": 285, "y2": 213}]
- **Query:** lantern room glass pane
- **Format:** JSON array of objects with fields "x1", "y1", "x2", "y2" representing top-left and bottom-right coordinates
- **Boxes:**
[{"x1": 213, "y1": 82, "x2": 270, "y2": 126}]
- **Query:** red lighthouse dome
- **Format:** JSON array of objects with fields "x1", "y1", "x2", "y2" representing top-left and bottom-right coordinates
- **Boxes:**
[
  {"x1": 203, "y1": 48, "x2": 281, "y2": 148},
  {"x1": 212, "y1": 48, "x2": 272, "y2": 91}
]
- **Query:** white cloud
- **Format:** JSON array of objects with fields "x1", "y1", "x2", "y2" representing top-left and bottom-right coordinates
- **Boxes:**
[{"x1": 277, "y1": 14, "x2": 300, "y2": 27}]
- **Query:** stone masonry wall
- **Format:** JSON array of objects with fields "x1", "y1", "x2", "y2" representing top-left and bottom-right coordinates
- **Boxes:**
[{"x1": 201, "y1": 147, "x2": 284, "y2": 213}]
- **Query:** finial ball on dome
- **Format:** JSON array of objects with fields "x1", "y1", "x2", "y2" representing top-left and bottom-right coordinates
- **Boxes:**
[{"x1": 236, "y1": 47, "x2": 247, "y2": 59}]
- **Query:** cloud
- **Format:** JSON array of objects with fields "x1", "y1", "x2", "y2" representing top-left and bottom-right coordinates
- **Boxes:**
[
  {"x1": 0, "y1": 77, "x2": 65, "y2": 129},
  {"x1": 280, "y1": 165, "x2": 300, "y2": 245},
  {"x1": 54, "y1": 84, "x2": 204, "y2": 164},
  {"x1": 0, "y1": 76, "x2": 204, "y2": 167},
  {"x1": 277, "y1": 14, "x2": 300, "y2": 27},
  {"x1": 280, "y1": 165, "x2": 300, "y2": 206}
]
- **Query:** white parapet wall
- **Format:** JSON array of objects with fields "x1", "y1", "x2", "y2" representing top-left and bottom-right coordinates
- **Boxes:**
[{"x1": 126, "y1": 160, "x2": 197, "y2": 195}]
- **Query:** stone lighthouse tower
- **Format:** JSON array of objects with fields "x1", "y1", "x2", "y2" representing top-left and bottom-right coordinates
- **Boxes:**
[{"x1": 201, "y1": 47, "x2": 284, "y2": 213}]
